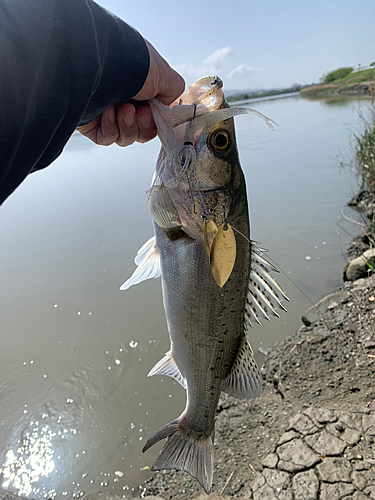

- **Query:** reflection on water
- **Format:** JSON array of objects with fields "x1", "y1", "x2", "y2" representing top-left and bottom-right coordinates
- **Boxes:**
[
  {"x1": 0, "y1": 94, "x2": 371, "y2": 498},
  {"x1": 2, "y1": 421, "x2": 56, "y2": 498}
]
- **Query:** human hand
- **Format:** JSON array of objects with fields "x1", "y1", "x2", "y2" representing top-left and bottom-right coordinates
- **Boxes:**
[{"x1": 77, "y1": 40, "x2": 185, "y2": 146}]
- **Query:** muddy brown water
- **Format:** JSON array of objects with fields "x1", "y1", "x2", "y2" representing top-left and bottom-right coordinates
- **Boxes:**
[{"x1": 0, "y1": 94, "x2": 371, "y2": 498}]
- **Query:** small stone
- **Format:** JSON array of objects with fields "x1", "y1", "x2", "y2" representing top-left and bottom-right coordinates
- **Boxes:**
[
  {"x1": 305, "y1": 429, "x2": 346, "y2": 456},
  {"x1": 287, "y1": 413, "x2": 320, "y2": 436},
  {"x1": 316, "y1": 457, "x2": 352, "y2": 482},
  {"x1": 346, "y1": 249, "x2": 375, "y2": 281},
  {"x1": 319, "y1": 481, "x2": 354, "y2": 500},
  {"x1": 261, "y1": 453, "x2": 278, "y2": 468},
  {"x1": 277, "y1": 439, "x2": 320, "y2": 472},
  {"x1": 292, "y1": 469, "x2": 319, "y2": 500}
]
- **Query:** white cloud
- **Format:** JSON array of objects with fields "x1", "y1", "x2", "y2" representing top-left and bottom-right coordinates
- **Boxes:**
[
  {"x1": 174, "y1": 47, "x2": 234, "y2": 84},
  {"x1": 228, "y1": 64, "x2": 262, "y2": 79},
  {"x1": 202, "y1": 47, "x2": 233, "y2": 70}
]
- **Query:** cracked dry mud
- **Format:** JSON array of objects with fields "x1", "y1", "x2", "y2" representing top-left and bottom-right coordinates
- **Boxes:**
[{"x1": 143, "y1": 275, "x2": 375, "y2": 500}]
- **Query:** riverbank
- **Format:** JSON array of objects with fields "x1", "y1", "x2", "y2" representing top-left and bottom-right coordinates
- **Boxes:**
[{"x1": 300, "y1": 79, "x2": 375, "y2": 99}]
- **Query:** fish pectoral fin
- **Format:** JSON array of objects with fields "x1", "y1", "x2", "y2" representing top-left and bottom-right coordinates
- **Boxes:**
[
  {"x1": 142, "y1": 420, "x2": 214, "y2": 495},
  {"x1": 119, "y1": 236, "x2": 160, "y2": 291},
  {"x1": 147, "y1": 351, "x2": 187, "y2": 389},
  {"x1": 221, "y1": 335, "x2": 262, "y2": 399}
]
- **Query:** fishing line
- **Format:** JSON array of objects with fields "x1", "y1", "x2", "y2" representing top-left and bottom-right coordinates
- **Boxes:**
[{"x1": 230, "y1": 224, "x2": 375, "y2": 373}]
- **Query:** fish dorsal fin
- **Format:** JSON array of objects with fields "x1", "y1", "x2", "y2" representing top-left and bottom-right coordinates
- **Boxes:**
[
  {"x1": 147, "y1": 351, "x2": 187, "y2": 389},
  {"x1": 246, "y1": 246, "x2": 289, "y2": 326},
  {"x1": 119, "y1": 236, "x2": 161, "y2": 291},
  {"x1": 221, "y1": 334, "x2": 262, "y2": 399}
]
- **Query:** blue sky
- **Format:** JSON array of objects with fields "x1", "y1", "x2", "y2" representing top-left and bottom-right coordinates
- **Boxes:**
[{"x1": 99, "y1": 0, "x2": 374, "y2": 91}]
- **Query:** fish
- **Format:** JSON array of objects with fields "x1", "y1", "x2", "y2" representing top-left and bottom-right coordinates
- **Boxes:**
[{"x1": 120, "y1": 76, "x2": 289, "y2": 493}]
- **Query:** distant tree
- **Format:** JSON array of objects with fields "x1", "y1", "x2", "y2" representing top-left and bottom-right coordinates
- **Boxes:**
[
  {"x1": 323, "y1": 67, "x2": 353, "y2": 84},
  {"x1": 370, "y1": 61, "x2": 375, "y2": 67}
]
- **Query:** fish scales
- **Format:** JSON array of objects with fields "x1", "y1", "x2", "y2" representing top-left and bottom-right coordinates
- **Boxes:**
[{"x1": 120, "y1": 76, "x2": 289, "y2": 493}]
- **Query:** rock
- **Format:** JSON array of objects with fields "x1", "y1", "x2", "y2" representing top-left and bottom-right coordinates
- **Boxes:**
[
  {"x1": 319, "y1": 482, "x2": 355, "y2": 500},
  {"x1": 277, "y1": 439, "x2": 321, "y2": 472},
  {"x1": 301, "y1": 291, "x2": 349, "y2": 326},
  {"x1": 316, "y1": 457, "x2": 352, "y2": 482},
  {"x1": 292, "y1": 469, "x2": 319, "y2": 500},
  {"x1": 304, "y1": 429, "x2": 347, "y2": 456},
  {"x1": 346, "y1": 249, "x2": 375, "y2": 281},
  {"x1": 347, "y1": 189, "x2": 375, "y2": 213}
]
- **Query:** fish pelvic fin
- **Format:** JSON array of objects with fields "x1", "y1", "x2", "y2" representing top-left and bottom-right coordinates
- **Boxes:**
[
  {"x1": 142, "y1": 420, "x2": 214, "y2": 494},
  {"x1": 147, "y1": 350, "x2": 187, "y2": 389},
  {"x1": 119, "y1": 236, "x2": 160, "y2": 291},
  {"x1": 221, "y1": 334, "x2": 262, "y2": 399}
]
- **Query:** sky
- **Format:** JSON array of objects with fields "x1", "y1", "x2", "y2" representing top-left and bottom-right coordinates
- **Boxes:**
[{"x1": 98, "y1": 0, "x2": 374, "y2": 92}]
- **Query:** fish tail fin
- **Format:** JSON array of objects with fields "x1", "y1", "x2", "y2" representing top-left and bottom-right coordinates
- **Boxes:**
[{"x1": 142, "y1": 419, "x2": 214, "y2": 494}]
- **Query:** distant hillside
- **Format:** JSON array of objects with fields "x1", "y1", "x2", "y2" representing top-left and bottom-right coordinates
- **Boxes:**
[{"x1": 301, "y1": 66, "x2": 375, "y2": 98}]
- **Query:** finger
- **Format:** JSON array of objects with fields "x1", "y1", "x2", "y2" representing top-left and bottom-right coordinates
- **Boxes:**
[
  {"x1": 76, "y1": 116, "x2": 101, "y2": 142},
  {"x1": 157, "y1": 70, "x2": 185, "y2": 106},
  {"x1": 96, "y1": 106, "x2": 120, "y2": 146},
  {"x1": 116, "y1": 103, "x2": 139, "y2": 146},
  {"x1": 135, "y1": 106, "x2": 157, "y2": 144}
]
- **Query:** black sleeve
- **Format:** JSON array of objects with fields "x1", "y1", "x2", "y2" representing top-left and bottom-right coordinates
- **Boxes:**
[{"x1": 0, "y1": 0, "x2": 150, "y2": 205}]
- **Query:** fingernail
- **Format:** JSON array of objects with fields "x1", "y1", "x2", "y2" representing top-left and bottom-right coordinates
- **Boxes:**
[
  {"x1": 123, "y1": 108, "x2": 135, "y2": 127},
  {"x1": 138, "y1": 113, "x2": 152, "y2": 128}
]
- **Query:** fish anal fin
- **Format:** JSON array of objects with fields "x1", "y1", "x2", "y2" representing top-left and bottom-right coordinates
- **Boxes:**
[
  {"x1": 221, "y1": 335, "x2": 262, "y2": 399},
  {"x1": 142, "y1": 420, "x2": 214, "y2": 494},
  {"x1": 147, "y1": 351, "x2": 187, "y2": 389},
  {"x1": 120, "y1": 237, "x2": 160, "y2": 291}
]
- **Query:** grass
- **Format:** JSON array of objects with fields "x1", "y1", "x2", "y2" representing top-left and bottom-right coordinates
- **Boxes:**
[
  {"x1": 332, "y1": 68, "x2": 375, "y2": 85},
  {"x1": 353, "y1": 105, "x2": 375, "y2": 190}
]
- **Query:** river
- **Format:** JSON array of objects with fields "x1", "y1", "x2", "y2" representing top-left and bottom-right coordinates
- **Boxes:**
[{"x1": 0, "y1": 93, "x2": 370, "y2": 498}]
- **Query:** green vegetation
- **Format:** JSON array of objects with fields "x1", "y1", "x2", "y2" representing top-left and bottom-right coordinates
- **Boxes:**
[
  {"x1": 354, "y1": 107, "x2": 375, "y2": 190},
  {"x1": 301, "y1": 66, "x2": 375, "y2": 98},
  {"x1": 324, "y1": 67, "x2": 353, "y2": 84}
]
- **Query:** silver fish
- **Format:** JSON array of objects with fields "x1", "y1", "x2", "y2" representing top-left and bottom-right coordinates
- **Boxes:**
[{"x1": 121, "y1": 77, "x2": 288, "y2": 493}]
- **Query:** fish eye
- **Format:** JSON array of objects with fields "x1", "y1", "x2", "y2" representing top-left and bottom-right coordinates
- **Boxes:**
[{"x1": 208, "y1": 129, "x2": 231, "y2": 154}]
